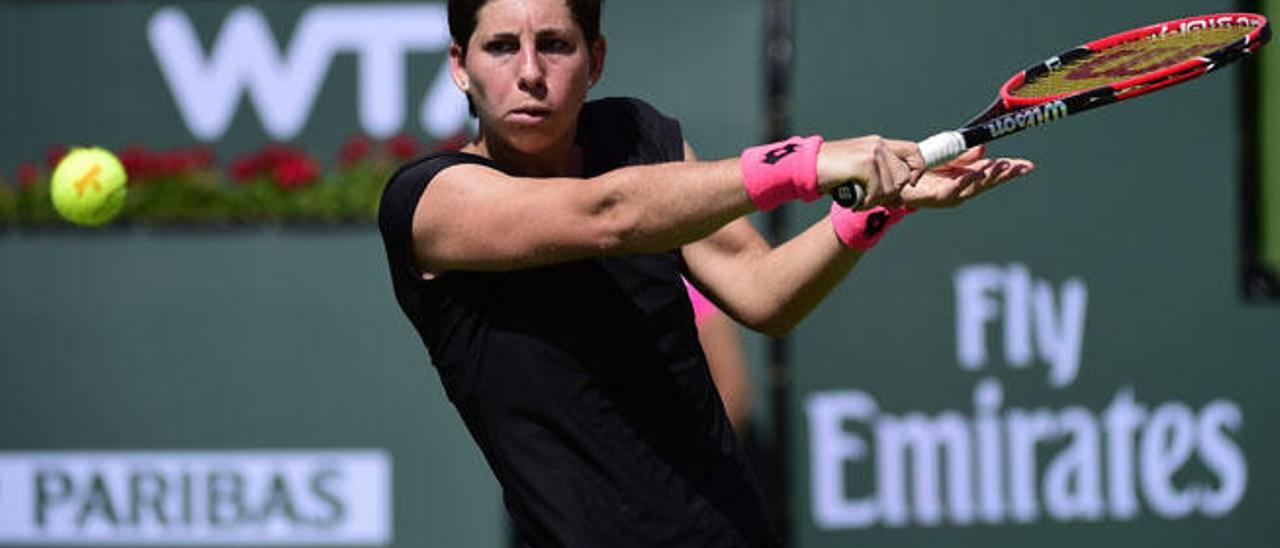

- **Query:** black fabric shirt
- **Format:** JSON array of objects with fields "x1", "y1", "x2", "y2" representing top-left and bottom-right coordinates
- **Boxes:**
[{"x1": 378, "y1": 97, "x2": 781, "y2": 547}]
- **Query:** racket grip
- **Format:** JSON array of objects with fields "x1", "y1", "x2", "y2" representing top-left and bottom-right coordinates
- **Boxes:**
[
  {"x1": 831, "y1": 131, "x2": 969, "y2": 209},
  {"x1": 831, "y1": 182, "x2": 865, "y2": 209},
  {"x1": 919, "y1": 131, "x2": 967, "y2": 169}
]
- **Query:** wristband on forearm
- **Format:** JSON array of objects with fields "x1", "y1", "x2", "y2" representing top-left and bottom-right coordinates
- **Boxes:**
[
  {"x1": 740, "y1": 136, "x2": 823, "y2": 211},
  {"x1": 830, "y1": 201, "x2": 915, "y2": 251}
]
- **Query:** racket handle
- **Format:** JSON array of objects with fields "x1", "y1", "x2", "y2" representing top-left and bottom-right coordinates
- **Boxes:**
[
  {"x1": 919, "y1": 131, "x2": 968, "y2": 169},
  {"x1": 831, "y1": 130, "x2": 969, "y2": 209},
  {"x1": 831, "y1": 182, "x2": 866, "y2": 209}
]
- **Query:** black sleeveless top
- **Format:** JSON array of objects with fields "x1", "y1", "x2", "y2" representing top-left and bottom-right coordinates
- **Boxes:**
[{"x1": 378, "y1": 98, "x2": 781, "y2": 547}]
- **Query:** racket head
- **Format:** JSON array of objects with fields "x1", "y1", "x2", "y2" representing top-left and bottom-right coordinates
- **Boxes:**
[{"x1": 999, "y1": 13, "x2": 1269, "y2": 109}]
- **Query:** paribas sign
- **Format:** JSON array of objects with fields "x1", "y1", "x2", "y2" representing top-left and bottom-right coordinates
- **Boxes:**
[
  {"x1": 806, "y1": 263, "x2": 1247, "y2": 529},
  {"x1": 0, "y1": 451, "x2": 391, "y2": 545},
  {"x1": 147, "y1": 3, "x2": 468, "y2": 142}
]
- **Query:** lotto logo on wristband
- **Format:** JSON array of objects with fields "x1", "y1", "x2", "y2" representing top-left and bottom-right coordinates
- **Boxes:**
[
  {"x1": 864, "y1": 211, "x2": 889, "y2": 237},
  {"x1": 831, "y1": 203, "x2": 914, "y2": 251},
  {"x1": 740, "y1": 136, "x2": 824, "y2": 211},
  {"x1": 762, "y1": 143, "x2": 801, "y2": 165}
]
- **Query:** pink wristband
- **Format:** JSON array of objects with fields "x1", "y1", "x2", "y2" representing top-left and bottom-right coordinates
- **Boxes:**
[
  {"x1": 830, "y1": 202, "x2": 915, "y2": 251},
  {"x1": 740, "y1": 136, "x2": 823, "y2": 211}
]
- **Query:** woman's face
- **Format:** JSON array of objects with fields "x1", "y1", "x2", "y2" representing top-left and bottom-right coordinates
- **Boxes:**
[{"x1": 452, "y1": 0, "x2": 604, "y2": 155}]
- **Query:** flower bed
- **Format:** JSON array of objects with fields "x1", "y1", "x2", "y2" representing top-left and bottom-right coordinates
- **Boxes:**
[{"x1": 0, "y1": 133, "x2": 466, "y2": 228}]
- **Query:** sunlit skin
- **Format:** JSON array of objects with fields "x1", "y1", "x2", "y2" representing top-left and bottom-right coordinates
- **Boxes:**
[{"x1": 449, "y1": 0, "x2": 605, "y2": 177}]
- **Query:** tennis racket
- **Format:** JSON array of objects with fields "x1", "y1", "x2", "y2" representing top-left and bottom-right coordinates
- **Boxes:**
[{"x1": 833, "y1": 12, "x2": 1271, "y2": 208}]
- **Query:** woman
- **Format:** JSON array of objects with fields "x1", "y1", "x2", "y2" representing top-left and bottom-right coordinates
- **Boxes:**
[{"x1": 378, "y1": 0, "x2": 1033, "y2": 545}]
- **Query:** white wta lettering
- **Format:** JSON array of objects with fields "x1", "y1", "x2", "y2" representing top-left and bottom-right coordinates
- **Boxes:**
[{"x1": 148, "y1": 4, "x2": 468, "y2": 142}]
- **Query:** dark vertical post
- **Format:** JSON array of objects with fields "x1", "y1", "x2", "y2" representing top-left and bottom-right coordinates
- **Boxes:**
[
  {"x1": 763, "y1": 0, "x2": 795, "y2": 543},
  {"x1": 1239, "y1": 0, "x2": 1279, "y2": 298},
  {"x1": 1240, "y1": 0, "x2": 1280, "y2": 298}
]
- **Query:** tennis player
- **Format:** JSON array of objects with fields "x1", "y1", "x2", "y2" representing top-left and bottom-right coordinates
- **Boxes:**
[{"x1": 378, "y1": 0, "x2": 1033, "y2": 545}]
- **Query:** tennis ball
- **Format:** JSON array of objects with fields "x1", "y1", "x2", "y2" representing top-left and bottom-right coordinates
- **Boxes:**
[{"x1": 50, "y1": 147, "x2": 128, "y2": 226}]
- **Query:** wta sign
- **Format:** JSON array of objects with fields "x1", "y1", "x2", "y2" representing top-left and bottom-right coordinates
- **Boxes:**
[
  {"x1": 0, "y1": 451, "x2": 391, "y2": 545},
  {"x1": 147, "y1": 3, "x2": 468, "y2": 142}
]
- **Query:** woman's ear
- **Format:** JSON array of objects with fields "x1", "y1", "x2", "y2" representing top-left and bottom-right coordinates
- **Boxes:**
[
  {"x1": 588, "y1": 36, "x2": 607, "y2": 87},
  {"x1": 449, "y1": 42, "x2": 469, "y2": 91}
]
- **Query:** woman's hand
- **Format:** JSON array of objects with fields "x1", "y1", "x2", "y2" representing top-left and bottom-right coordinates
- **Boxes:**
[
  {"x1": 898, "y1": 145, "x2": 1034, "y2": 209},
  {"x1": 817, "y1": 135, "x2": 926, "y2": 208}
]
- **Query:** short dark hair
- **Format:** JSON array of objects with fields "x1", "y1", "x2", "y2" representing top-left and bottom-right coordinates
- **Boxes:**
[{"x1": 448, "y1": 0, "x2": 603, "y2": 54}]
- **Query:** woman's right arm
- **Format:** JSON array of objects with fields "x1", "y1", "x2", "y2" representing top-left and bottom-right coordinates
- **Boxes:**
[{"x1": 410, "y1": 136, "x2": 923, "y2": 275}]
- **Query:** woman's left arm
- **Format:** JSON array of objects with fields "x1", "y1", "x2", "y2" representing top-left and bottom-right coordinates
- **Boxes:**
[{"x1": 682, "y1": 143, "x2": 1033, "y2": 337}]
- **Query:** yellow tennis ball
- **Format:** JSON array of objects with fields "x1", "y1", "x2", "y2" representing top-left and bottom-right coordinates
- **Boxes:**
[{"x1": 50, "y1": 147, "x2": 128, "y2": 226}]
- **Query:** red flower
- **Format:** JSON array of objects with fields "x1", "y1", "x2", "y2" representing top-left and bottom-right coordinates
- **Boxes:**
[
  {"x1": 189, "y1": 145, "x2": 215, "y2": 169},
  {"x1": 272, "y1": 156, "x2": 319, "y2": 190},
  {"x1": 119, "y1": 145, "x2": 157, "y2": 181},
  {"x1": 260, "y1": 143, "x2": 299, "y2": 166},
  {"x1": 386, "y1": 133, "x2": 422, "y2": 161},
  {"x1": 231, "y1": 144, "x2": 300, "y2": 183},
  {"x1": 45, "y1": 145, "x2": 69, "y2": 170},
  {"x1": 338, "y1": 134, "x2": 373, "y2": 170},
  {"x1": 17, "y1": 163, "x2": 39, "y2": 188},
  {"x1": 230, "y1": 156, "x2": 262, "y2": 182},
  {"x1": 158, "y1": 150, "x2": 189, "y2": 178}
]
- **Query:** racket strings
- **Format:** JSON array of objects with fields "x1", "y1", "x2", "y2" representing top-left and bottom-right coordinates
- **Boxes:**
[{"x1": 1011, "y1": 25, "x2": 1252, "y2": 98}]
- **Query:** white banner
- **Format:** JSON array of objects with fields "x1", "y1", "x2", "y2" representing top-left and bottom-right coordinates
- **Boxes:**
[{"x1": 0, "y1": 450, "x2": 391, "y2": 545}]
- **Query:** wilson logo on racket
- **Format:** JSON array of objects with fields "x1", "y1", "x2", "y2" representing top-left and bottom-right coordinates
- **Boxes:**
[
  {"x1": 984, "y1": 100, "x2": 1068, "y2": 138},
  {"x1": 1162, "y1": 14, "x2": 1262, "y2": 34}
]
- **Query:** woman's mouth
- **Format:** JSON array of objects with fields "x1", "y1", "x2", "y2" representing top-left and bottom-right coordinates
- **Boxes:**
[{"x1": 510, "y1": 107, "x2": 552, "y2": 124}]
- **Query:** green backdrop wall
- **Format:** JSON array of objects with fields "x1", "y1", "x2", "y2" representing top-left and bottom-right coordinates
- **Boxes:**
[
  {"x1": 790, "y1": 1, "x2": 1278, "y2": 547},
  {"x1": 2, "y1": 1, "x2": 1276, "y2": 547}
]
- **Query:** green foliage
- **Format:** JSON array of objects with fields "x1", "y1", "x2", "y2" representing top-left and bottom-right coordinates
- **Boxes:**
[
  {"x1": 0, "y1": 166, "x2": 389, "y2": 228},
  {"x1": 0, "y1": 135, "x2": 452, "y2": 229}
]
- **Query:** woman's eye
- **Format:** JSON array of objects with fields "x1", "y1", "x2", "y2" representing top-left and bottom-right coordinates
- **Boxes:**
[
  {"x1": 540, "y1": 39, "x2": 573, "y2": 53},
  {"x1": 484, "y1": 40, "x2": 518, "y2": 54}
]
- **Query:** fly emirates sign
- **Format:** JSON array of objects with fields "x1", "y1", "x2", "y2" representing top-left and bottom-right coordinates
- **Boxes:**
[{"x1": 805, "y1": 263, "x2": 1246, "y2": 529}]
